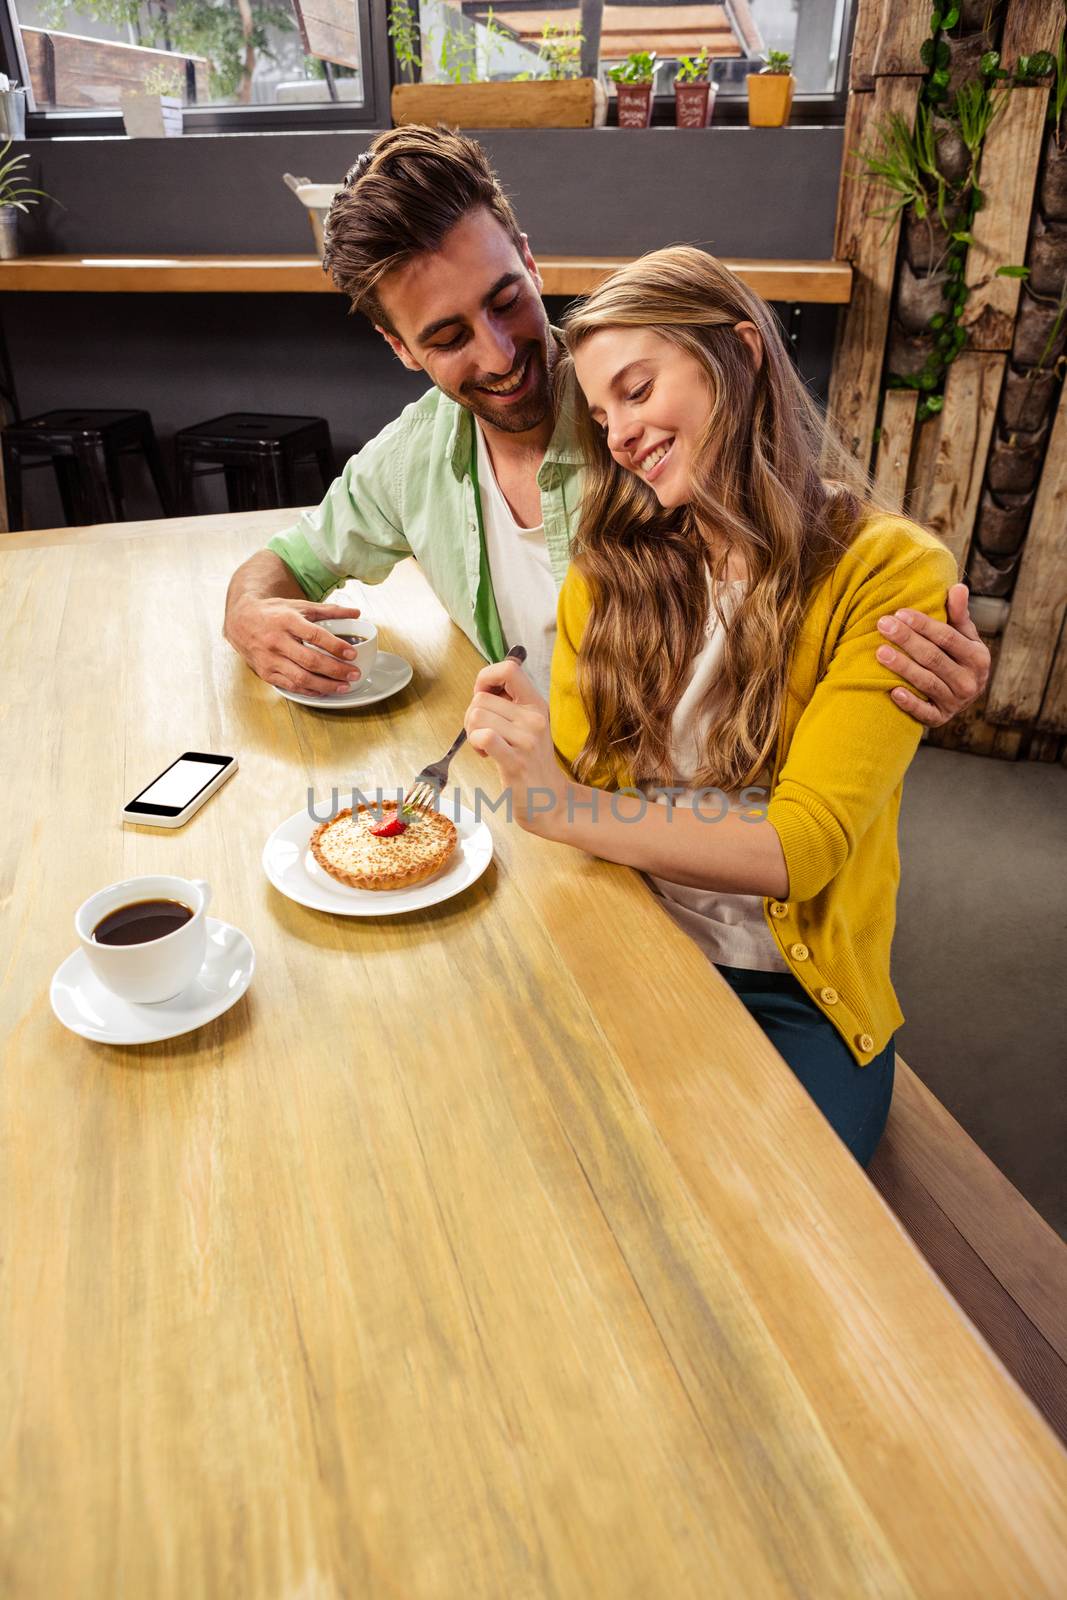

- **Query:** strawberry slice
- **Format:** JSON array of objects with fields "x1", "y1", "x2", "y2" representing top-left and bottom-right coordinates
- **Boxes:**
[{"x1": 369, "y1": 814, "x2": 408, "y2": 838}]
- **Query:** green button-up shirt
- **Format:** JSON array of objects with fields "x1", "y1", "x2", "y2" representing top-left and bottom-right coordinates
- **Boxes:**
[{"x1": 266, "y1": 371, "x2": 585, "y2": 663}]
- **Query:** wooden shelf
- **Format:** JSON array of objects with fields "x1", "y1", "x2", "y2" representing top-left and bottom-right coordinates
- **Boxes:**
[{"x1": 0, "y1": 253, "x2": 853, "y2": 304}]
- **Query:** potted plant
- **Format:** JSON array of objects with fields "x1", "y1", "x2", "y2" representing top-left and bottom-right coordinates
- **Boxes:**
[
  {"x1": 0, "y1": 139, "x2": 52, "y2": 260},
  {"x1": 120, "y1": 64, "x2": 184, "y2": 139},
  {"x1": 747, "y1": 50, "x2": 795, "y2": 127},
  {"x1": 609, "y1": 51, "x2": 657, "y2": 128},
  {"x1": 390, "y1": 5, "x2": 606, "y2": 129},
  {"x1": 674, "y1": 48, "x2": 715, "y2": 128}
]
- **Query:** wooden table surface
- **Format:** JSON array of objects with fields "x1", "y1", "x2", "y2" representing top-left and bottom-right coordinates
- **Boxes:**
[
  {"x1": 2, "y1": 509, "x2": 1066, "y2": 1599},
  {"x1": 0, "y1": 253, "x2": 854, "y2": 304}
]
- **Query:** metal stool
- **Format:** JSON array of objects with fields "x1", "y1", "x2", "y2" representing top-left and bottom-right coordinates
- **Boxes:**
[
  {"x1": 2, "y1": 409, "x2": 173, "y2": 531},
  {"x1": 174, "y1": 412, "x2": 335, "y2": 513}
]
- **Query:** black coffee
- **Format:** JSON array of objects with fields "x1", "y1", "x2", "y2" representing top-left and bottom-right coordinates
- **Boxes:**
[
  {"x1": 92, "y1": 898, "x2": 193, "y2": 946},
  {"x1": 333, "y1": 633, "x2": 368, "y2": 649}
]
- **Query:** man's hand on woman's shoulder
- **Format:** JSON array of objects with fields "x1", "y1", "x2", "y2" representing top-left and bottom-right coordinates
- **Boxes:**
[{"x1": 875, "y1": 582, "x2": 991, "y2": 728}]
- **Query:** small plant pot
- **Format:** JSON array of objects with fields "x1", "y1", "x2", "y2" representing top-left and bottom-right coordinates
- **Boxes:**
[
  {"x1": 0, "y1": 207, "x2": 18, "y2": 261},
  {"x1": 895, "y1": 259, "x2": 950, "y2": 334},
  {"x1": 1040, "y1": 129, "x2": 1067, "y2": 222},
  {"x1": 974, "y1": 488, "x2": 1033, "y2": 558},
  {"x1": 932, "y1": 114, "x2": 969, "y2": 184},
  {"x1": 674, "y1": 82, "x2": 715, "y2": 128},
  {"x1": 967, "y1": 544, "x2": 1021, "y2": 598},
  {"x1": 746, "y1": 72, "x2": 794, "y2": 127},
  {"x1": 1012, "y1": 286, "x2": 1067, "y2": 368},
  {"x1": 904, "y1": 199, "x2": 964, "y2": 273},
  {"x1": 615, "y1": 82, "x2": 654, "y2": 128},
  {"x1": 888, "y1": 323, "x2": 935, "y2": 379},
  {"x1": 986, "y1": 421, "x2": 1049, "y2": 495},
  {"x1": 120, "y1": 92, "x2": 183, "y2": 138},
  {"x1": 999, "y1": 363, "x2": 1058, "y2": 433},
  {"x1": 1028, "y1": 212, "x2": 1067, "y2": 298},
  {"x1": 944, "y1": 31, "x2": 993, "y2": 99}
]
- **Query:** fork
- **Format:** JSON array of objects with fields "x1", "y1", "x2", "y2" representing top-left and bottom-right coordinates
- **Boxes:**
[{"x1": 403, "y1": 644, "x2": 527, "y2": 814}]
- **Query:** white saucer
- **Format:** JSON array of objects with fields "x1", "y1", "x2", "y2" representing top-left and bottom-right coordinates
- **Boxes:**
[
  {"x1": 262, "y1": 790, "x2": 493, "y2": 917},
  {"x1": 50, "y1": 917, "x2": 255, "y2": 1045},
  {"x1": 273, "y1": 651, "x2": 414, "y2": 710}
]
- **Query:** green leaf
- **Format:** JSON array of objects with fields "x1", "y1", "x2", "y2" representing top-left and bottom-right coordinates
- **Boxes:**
[
  {"x1": 929, "y1": 7, "x2": 942, "y2": 30},
  {"x1": 929, "y1": 313, "x2": 946, "y2": 329},
  {"x1": 943, "y1": 5, "x2": 959, "y2": 25},
  {"x1": 920, "y1": 38, "x2": 935, "y2": 67},
  {"x1": 980, "y1": 50, "x2": 1000, "y2": 76},
  {"x1": 951, "y1": 231, "x2": 975, "y2": 244},
  {"x1": 935, "y1": 39, "x2": 951, "y2": 68},
  {"x1": 995, "y1": 264, "x2": 1031, "y2": 278},
  {"x1": 926, "y1": 394, "x2": 945, "y2": 414},
  {"x1": 931, "y1": 68, "x2": 950, "y2": 88}
]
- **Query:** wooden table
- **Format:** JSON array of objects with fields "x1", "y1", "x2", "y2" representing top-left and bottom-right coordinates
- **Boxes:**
[
  {"x1": 0, "y1": 253, "x2": 854, "y2": 303},
  {"x1": 2, "y1": 509, "x2": 1066, "y2": 1599}
]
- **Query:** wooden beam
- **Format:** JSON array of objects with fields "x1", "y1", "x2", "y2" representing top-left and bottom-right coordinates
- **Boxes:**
[
  {"x1": 1000, "y1": 0, "x2": 1066, "y2": 71},
  {"x1": 827, "y1": 75, "x2": 924, "y2": 468},
  {"x1": 1036, "y1": 614, "x2": 1067, "y2": 733},
  {"x1": 848, "y1": 0, "x2": 927, "y2": 89},
  {"x1": 914, "y1": 351, "x2": 1005, "y2": 568},
  {"x1": 873, "y1": 389, "x2": 919, "y2": 511},
  {"x1": 0, "y1": 255, "x2": 854, "y2": 304},
  {"x1": 989, "y1": 380, "x2": 1067, "y2": 723},
  {"x1": 961, "y1": 88, "x2": 1049, "y2": 351}
]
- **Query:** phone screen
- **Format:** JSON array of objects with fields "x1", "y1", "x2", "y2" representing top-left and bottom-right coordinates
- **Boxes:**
[{"x1": 129, "y1": 755, "x2": 231, "y2": 813}]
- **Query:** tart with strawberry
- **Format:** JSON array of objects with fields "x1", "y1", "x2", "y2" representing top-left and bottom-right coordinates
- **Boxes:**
[{"x1": 309, "y1": 801, "x2": 457, "y2": 892}]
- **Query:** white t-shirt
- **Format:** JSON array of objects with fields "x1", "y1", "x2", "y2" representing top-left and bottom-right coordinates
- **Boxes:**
[
  {"x1": 475, "y1": 422, "x2": 557, "y2": 699},
  {"x1": 642, "y1": 576, "x2": 788, "y2": 974}
]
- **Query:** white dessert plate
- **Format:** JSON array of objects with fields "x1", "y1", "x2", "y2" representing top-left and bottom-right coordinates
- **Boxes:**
[
  {"x1": 50, "y1": 918, "x2": 255, "y2": 1046},
  {"x1": 273, "y1": 651, "x2": 413, "y2": 710},
  {"x1": 262, "y1": 791, "x2": 493, "y2": 917}
]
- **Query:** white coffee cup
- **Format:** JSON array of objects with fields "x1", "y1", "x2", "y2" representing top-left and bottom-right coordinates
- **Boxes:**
[
  {"x1": 75, "y1": 875, "x2": 212, "y2": 1004},
  {"x1": 318, "y1": 618, "x2": 378, "y2": 682}
]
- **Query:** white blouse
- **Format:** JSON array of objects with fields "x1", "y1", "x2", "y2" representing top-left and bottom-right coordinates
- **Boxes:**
[{"x1": 641, "y1": 575, "x2": 788, "y2": 974}]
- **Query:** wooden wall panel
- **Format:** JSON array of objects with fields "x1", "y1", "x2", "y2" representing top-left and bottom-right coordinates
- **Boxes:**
[
  {"x1": 1036, "y1": 617, "x2": 1067, "y2": 734},
  {"x1": 849, "y1": 0, "x2": 927, "y2": 88},
  {"x1": 962, "y1": 89, "x2": 1049, "y2": 351},
  {"x1": 915, "y1": 351, "x2": 1005, "y2": 567},
  {"x1": 988, "y1": 380, "x2": 1067, "y2": 724},
  {"x1": 1000, "y1": 0, "x2": 1066, "y2": 72},
  {"x1": 874, "y1": 390, "x2": 919, "y2": 510},
  {"x1": 827, "y1": 75, "x2": 923, "y2": 468}
]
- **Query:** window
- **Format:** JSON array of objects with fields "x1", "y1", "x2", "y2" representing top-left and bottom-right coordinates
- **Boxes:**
[
  {"x1": 451, "y1": 1, "x2": 853, "y2": 104},
  {"x1": 4, "y1": 0, "x2": 390, "y2": 131}
]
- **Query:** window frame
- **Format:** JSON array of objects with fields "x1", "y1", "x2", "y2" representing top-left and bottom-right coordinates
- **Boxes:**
[{"x1": 1, "y1": 0, "x2": 393, "y2": 137}]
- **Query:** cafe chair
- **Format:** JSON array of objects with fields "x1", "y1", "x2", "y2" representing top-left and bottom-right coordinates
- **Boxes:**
[
  {"x1": 174, "y1": 412, "x2": 336, "y2": 514},
  {"x1": 1, "y1": 408, "x2": 173, "y2": 531}
]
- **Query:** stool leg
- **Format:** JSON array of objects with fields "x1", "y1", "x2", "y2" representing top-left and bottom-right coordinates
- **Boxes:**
[
  {"x1": 54, "y1": 456, "x2": 84, "y2": 525},
  {"x1": 141, "y1": 430, "x2": 174, "y2": 517},
  {"x1": 223, "y1": 466, "x2": 247, "y2": 513},
  {"x1": 105, "y1": 449, "x2": 127, "y2": 522},
  {"x1": 253, "y1": 453, "x2": 286, "y2": 511},
  {"x1": 315, "y1": 448, "x2": 335, "y2": 495},
  {"x1": 2, "y1": 435, "x2": 22, "y2": 532},
  {"x1": 176, "y1": 447, "x2": 196, "y2": 515},
  {"x1": 72, "y1": 438, "x2": 119, "y2": 524}
]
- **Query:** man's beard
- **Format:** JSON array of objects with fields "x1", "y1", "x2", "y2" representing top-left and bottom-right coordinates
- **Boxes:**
[{"x1": 457, "y1": 339, "x2": 554, "y2": 434}]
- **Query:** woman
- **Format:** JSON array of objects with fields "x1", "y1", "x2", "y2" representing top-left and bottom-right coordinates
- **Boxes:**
[{"x1": 464, "y1": 248, "x2": 958, "y2": 1166}]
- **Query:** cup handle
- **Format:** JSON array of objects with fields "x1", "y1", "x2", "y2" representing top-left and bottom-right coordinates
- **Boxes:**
[{"x1": 191, "y1": 879, "x2": 212, "y2": 914}]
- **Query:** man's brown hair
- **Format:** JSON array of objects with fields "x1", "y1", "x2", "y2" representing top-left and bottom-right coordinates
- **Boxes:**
[{"x1": 322, "y1": 125, "x2": 524, "y2": 336}]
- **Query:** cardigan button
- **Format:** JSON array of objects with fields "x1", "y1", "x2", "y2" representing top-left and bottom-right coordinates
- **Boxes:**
[
  {"x1": 769, "y1": 901, "x2": 789, "y2": 918},
  {"x1": 856, "y1": 1033, "x2": 875, "y2": 1054},
  {"x1": 820, "y1": 987, "x2": 839, "y2": 1005},
  {"x1": 789, "y1": 942, "x2": 810, "y2": 961}
]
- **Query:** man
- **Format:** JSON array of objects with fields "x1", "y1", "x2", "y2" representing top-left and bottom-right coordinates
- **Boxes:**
[{"x1": 223, "y1": 125, "x2": 989, "y2": 724}]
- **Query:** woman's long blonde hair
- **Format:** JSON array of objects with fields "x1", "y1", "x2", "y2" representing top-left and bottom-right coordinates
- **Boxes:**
[{"x1": 561, "y1": 246, "x2": 874, "y2": 793}]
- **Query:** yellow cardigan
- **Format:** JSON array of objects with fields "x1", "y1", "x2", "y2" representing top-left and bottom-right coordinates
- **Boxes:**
[{"x1": 549, "y1": 512, "x2": 959, "y2": 1067}]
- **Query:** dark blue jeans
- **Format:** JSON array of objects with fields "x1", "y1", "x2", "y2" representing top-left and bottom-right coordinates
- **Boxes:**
[{"x1": 715, "y1": 964, "x2": 895, "y2": 1168}]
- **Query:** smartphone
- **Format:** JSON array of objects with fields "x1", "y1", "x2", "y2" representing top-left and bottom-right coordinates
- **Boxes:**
[{"x1": 122, "y1": 751, "x2": 238, "y2": 828}]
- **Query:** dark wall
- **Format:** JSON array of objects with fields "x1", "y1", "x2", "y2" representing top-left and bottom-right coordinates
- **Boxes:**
[{"x1": 9, "y1": 126, "x2": 844, "y2": 529}]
